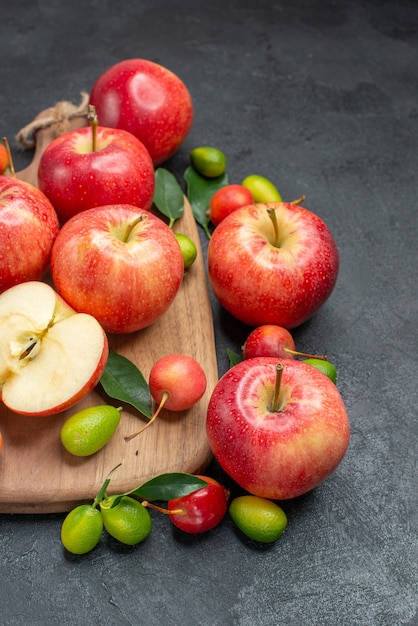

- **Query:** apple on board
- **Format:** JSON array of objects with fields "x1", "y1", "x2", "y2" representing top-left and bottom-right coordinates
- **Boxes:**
[
  {"x1": 38, "y1": 124, "x2": 155, "y2": 223},
  {"x1": 50, "y1": 204, "x2": 184, "y2": 334},
  {"x1": 0, "y1": 176, "x2": 59, "y2": 294},
  {"x1": 89, "y1": 58, "x2": 194, "y2": 165},
  {"x1": 207, "y1": 202, "x2": 339, "y2": 329},
  {"x1": 0, "y1": 281, "x2": 108, "y2": 416},
  {"x1": 206, "y1": 357, "x2": 350, "y2": 500}
]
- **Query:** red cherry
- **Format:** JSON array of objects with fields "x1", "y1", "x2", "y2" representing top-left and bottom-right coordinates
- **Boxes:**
[
  {"x1": 209, "y1": 184, "x2": 253, "y2": 226},
  {"x1": 242, "y1": 325, "x2": 296, "y2": 359},
  {"x1": 168, "y1": 476, "x2": 229, "y2": 534}
]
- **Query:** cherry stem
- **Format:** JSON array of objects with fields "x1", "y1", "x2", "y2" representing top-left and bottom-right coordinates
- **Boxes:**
[
  {"x1": 124, "y1": 391, "x2": 169, "y2": 442},
  {"x1": 142, "y1": 501, "x2": 184, "y2": 516},
  {"x1": 267, "y1": 208, "x2": 281, "y2": 248},
  {"x1": 87, "y1": 104, "x2": 98, "y2": 152},
  {"x1": 2, "y1": 137, "x2": 15, "y2": 176},
  {"x1": 285, "y1": 348, "x2": 328, "y2": 360},
  {"x1": 270, "y1": 363, "x2": 284, "y2": 413},
  {"x1": 290, "y1": 194, "x2": 305, "y2": 205}
]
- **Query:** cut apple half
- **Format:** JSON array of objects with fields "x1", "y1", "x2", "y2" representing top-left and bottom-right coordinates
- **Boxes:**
[{"x1": 0, "y1": 281, "x2": 108, "y2": 416}]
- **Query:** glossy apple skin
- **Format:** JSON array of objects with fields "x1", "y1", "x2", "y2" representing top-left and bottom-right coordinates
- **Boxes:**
[
  {"x1": 207, "y1": 202, "x2": 339, "y2": 329},
  {"x1": 50, "y1": 204, "x2": 184, "y2": 334},
  {"x1": 206, "y1": 357, "x2": 350, "y2": 500},
  {"x1": 0, "y1": 176, "x2": 59, "y2": 293},
  {"x1": 168, "y1": 476, "x2": 229, "y2": 533},
  {"x1": 149, "y1": 354, "x2": 207, "y2": 411},
  {"x1": 243, "y1": 325, "x2": 296, "y2": 359},
  {"x1": 38, "y1": 125, "x2": 155, "y2": 223},
  {"x1": 89, "y1": 58, "x2": 193, "y2": 165}
]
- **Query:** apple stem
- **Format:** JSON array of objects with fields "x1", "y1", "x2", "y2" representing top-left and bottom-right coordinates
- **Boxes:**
[
  {"x1": 270, "y1": 363, "x2": 284, "y2": 413},
  {"x1": 124, "y1": 390, "x2": 170, "y2": 441},
  {"x1": 121, "y1": 215, "x2": 146, "y2": 242},
  {"x1": 87, "y1": 104, "x2": 98, "y2": 152},
  {"x1": 2, "y1": 137, "x2": 15, "y2": 176},
  {"x1": 141, "y1": 500, "x2": 184, "y2": 516},
  {"x1": 267, "y1": 208, "x2": 281, "y2": 248},
  {"x1": 285, "y1": 348, "x2": 328, "y2": 360}
]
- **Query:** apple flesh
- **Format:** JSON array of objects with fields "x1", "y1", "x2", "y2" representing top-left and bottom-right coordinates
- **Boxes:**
[
  {"x1": 0, "y1": 281, "x2": 108, "y2": 416},
  {"x1": 206, "y1": 357, "x2": 350, "y2": 500},
  {"x1": 50, "y1": 204, "x2": 184, "y2": 334},
  {"x1": 38, "y1": 125, "x2": 155, "y2": 223},
  {"x1": 207, "y1": 202, "x2": 339, "y2": 329},
  {"x1": 89, "y1": 58, "x2": 193, "y2": 165},
  {"x1": 0, "y1": 176, "x2": 59, "y2": 293}
]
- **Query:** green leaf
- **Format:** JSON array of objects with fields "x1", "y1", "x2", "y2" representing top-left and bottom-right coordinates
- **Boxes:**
[
  {"x1": 153, "y1": 167, "x2": 185, "y2": 228},
  {"x1": 125, "y1": 472, "x2": 208, "y2": 501},
  {"x1": 227, "y1": 348, "x2": 243, "y2": 368},
  {"x1": 184, "y1": 165, "x2": 228, "y2": 238},
  {"x1": 100, "y1": 349, "x2": 153, "y2": 419}
]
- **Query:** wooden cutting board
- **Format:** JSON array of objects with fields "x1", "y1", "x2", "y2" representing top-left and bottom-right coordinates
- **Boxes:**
[{"x1": 0, "y1": 108, "x2": 217, "y2": 513}]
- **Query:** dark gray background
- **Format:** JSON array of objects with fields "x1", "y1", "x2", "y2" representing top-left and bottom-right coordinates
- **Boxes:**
[{"x1": 0, "y1": 1, "x2": 417, "y2": 625}]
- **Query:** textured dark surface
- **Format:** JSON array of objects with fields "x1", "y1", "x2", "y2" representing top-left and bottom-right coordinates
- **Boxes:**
[{"x1": 0, "y1": 1, "x2": 417, "y2": 625}]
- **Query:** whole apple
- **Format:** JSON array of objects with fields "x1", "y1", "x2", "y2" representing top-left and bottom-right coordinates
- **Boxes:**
[
  {"x1": 0, "y1": 176, "x2": 59, "y2": 293},
  {"x1": 0, "y1": 281, "x2": 108, "y2": 416},
  {"x1": 206, "y1": 357, "x2": 350, "y2": 500},
  {"x1": 50, "y1": 204, "x2": 184, "y2": 334},
  {"x1": 38, "y1": 125, "x2": 155, "y2": 223},
  {"x1": 207, "y1": 202, "x2": 339, "y2": 329},
  {"x1": 89, "y1": 58, "x2": 193, "y2": 165}
]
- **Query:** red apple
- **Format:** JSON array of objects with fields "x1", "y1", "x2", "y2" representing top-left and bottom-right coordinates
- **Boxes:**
[
  {"x1": 0, "y1": 176, "x2": 59, "y2": 293},
  {"x1": 89, "y1": 58, "x2": 193, "y2": 165},
  {"x1": 0, "y1": 281, "x2": 108, "y2": 416},
  {"x1": 207, "y1": 202, "x2": 339, "y2": 329},
  {"x1": 38, "y1": 125, "x2": 155, "y2": 223},
  {"x1": 50, "y1": 204, "x2": 184, "y2": 334},
  {"x1": 206, "y1": 357, "x2": 350, "y2": 500}
]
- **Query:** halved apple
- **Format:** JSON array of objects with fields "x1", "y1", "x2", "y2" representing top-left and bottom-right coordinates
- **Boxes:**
[{"x1": 0, "y1": 281, "x2": 108, "y2": 416}]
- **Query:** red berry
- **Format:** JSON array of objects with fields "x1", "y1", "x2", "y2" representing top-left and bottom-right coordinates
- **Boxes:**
[
  {"x1": 168, "y1": 476, "x2": 229, "y2": 533},
  {"x1": 242, "y1": 324, "x2": 296, "y2": 359},
  {"x1": 209, "y1": 184, "x2": 253, "y2": 226}
]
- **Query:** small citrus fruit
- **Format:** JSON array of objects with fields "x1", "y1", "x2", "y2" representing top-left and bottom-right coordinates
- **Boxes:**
[
  {"x1": 100, "y1": 495, "x2": 152, "y2": 545},
  {"x1": 175, "y1": 233, "x2": 198, "y2": 269},
  {"x1": 61, "y1": 504, "x2": 103, "y2": 555},
  {"x1": 229, "y1": 495, "x2": 287, "y2": 543},
  {"x1": 60, "y1": 405, "x2": 122, "y2": 457},
  {"x1": 190, "y1": 146, "x2": 227, "y2": 178},
  {"x1": 241, "y1": 174, "x2": 282, "y2": 202},
  {"x1": 303, "y1": 358, "x2": 337, "y2": 384}
]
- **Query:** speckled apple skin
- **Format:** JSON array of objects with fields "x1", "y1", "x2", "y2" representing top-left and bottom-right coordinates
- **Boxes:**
[
  {"x1": 206, "y1": 357, "x2": 350, "y2": 500},
  {"x1": 207, "y1": 202, "x2": 339, "y2": 329}
]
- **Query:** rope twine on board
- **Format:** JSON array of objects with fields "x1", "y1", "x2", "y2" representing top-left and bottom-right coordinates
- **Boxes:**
[{"x1": 15, "y1": 91, "x2": 90, "y2": 149}]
